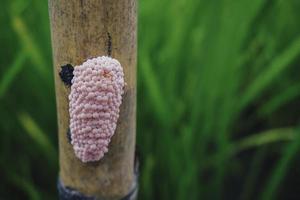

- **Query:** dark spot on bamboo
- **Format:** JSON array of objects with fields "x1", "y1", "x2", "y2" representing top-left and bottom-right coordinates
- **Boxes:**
[
  {"x1": 67, "y1": 128, "x2": 72, "y2": 143},
  {"x1": 59, "y1": 64, "x2": 74, "y2": 86},
  {"x1": 107, "y1": 32, "x2": 112, "y2": 56}
]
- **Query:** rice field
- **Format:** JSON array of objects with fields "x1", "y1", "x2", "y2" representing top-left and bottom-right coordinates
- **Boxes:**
[{"x1": 1, "y1": 0, "x2": 300, "y2": 199}]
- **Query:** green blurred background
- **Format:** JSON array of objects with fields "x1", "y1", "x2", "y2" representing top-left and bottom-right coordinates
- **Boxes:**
[{"x1": 1, "y1": 0, "x2": 300, "y2": 199}]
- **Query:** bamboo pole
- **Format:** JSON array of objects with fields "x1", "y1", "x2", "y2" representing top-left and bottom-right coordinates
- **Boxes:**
[{"x1": 48, "y1": 0, "x2": 137, "y2": 199}]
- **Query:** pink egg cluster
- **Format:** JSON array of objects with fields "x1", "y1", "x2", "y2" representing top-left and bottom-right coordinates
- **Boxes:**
[{"x1": 69, "y1": 56, "x2": 125, "y2": 162}]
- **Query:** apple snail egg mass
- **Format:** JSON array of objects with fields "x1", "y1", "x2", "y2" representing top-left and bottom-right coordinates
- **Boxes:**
[{"x1": 69, "y1": 56, "x2": 125, "y2": 163}]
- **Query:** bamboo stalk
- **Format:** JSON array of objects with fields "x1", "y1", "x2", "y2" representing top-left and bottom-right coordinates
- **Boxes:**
[{"x1": 48, "y1": 0, "x2": 137, "y2": 199}]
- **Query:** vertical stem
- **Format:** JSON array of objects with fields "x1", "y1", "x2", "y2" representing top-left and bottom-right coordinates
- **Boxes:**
[{"x1": 48, "y1": 0, "x2": 137, "y2": 199}]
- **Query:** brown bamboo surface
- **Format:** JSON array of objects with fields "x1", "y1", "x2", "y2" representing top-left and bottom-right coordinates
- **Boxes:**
[{"x1": 48, "y1": 0, "x2": 137, "y2": 199}]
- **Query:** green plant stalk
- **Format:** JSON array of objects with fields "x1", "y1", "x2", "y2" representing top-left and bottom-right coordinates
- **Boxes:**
[{"x1": 260, "y1": 129, "x2": 300, "y2": 200}]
